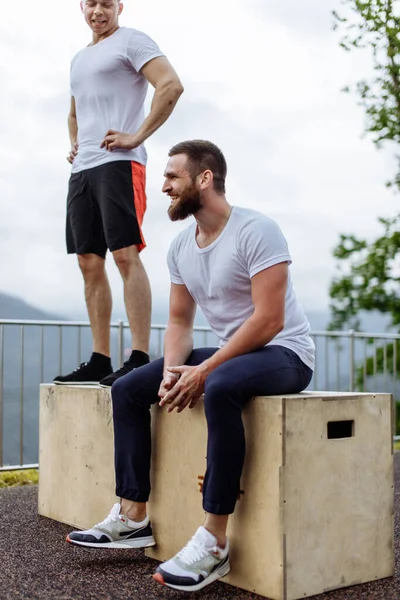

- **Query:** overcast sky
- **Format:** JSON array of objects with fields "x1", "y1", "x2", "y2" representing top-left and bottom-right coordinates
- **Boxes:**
[{"x1": 0, "y1": 0, "x2": 397, "y2": 322}]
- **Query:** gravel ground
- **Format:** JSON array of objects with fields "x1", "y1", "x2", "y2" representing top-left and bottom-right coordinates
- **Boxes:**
[{"x1": 0, "y1": 456, "x2": 399, "y2": 600}]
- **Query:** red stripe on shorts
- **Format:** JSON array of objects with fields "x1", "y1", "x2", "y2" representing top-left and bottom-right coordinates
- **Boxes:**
[{"x1": 131, "y1": 161, "x2": 147, "y2": 252}]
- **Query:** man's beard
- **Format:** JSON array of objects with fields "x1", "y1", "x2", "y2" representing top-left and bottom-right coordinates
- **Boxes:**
[{"x1": 168, "y1": 185, "x2": 203, "y2": 222}]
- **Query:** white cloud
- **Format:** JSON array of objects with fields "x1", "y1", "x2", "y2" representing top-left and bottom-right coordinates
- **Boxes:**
[{"x1": 0, "y1": 0, "x2": 397, "y2": 321}]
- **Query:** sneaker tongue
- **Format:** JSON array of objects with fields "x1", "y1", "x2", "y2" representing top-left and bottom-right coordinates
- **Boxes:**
[
  {"x1": 194, "y1": 526, "x2": 217, "y2": 548},
  {"x1": 110, "y1": 503, "x2": 121, "y2": 517}
]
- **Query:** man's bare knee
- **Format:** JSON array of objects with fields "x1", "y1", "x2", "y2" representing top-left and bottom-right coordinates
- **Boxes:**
[
  {"x1": 113, "y1": 246, "x2": 142, "y2": 279},
  {"x1": 77, "y1": 253, "x2": 106, "y2": 282}
]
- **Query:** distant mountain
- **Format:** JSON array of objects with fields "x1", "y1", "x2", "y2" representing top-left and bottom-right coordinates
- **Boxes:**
[
  {"x1": 1, "y1": 289, "x2": 395, "y2": 333},
  {"x1": 0, "y1": 292, "x2": 65, "y2": 321}
]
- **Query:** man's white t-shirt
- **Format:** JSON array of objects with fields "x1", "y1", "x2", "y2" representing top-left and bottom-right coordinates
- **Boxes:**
[
  {"x1": 70, "y1": 27, "x2": 164, "y2": 173},
  {"x1": 167, "y1": 207, "x2": 315, "y2": 371}
]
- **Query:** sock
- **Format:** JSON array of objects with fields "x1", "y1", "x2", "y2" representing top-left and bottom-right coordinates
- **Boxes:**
[
  {"x1": 128, "y1": 350, "x2": 150, "y2": 367},
  {"x1": 90, "y1": 352, "x2": 112, "y2": 367},
  {"x1": 126, "y1": 514, "x2": 149, "y2": 528}
]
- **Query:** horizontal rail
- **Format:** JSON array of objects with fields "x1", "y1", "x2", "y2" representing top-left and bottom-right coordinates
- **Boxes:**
[
  {"x1": 311, "y1": 330, "x2": 400, "y2": 340},
  {"x1": 1, "y1": 319, "x2": 399, "y2": 338},
  {"x1": 0, "y1": 319, "x2": 213, "y2": 332},
  {"x1": 0, "y1": 463, "x2": 39, "y2": 472}
]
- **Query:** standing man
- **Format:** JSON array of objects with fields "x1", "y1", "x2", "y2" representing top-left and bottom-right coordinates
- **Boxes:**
[
  {"x1": 66, "y1": 140, "x2": 315, "y2": 592},
  {"x1": 54, "y1": 0, "x2": 184, "y2": 387}
]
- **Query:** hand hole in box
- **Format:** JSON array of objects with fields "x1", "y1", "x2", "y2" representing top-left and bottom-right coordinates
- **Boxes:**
[{"x1": 327, "y1": 420, "x2": 354, "y2": 439}]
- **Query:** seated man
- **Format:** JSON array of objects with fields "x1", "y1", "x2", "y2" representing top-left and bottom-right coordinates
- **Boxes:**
[{"x1": 67, "y1": 140, "x2": 315, "y2": 592}]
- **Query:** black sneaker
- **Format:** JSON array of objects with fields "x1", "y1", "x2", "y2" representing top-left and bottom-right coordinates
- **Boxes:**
[
  {"x1": 99, "y1": 350, "x2": 150, "y2": 388},
  {"x1": 53, "y1": 360, "x2": 113, "y2": 385}
]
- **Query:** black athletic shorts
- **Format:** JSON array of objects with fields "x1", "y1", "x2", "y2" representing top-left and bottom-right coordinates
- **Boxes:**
[{"x1": 66, "y1": 160, "x2": 147, "y2": 258}]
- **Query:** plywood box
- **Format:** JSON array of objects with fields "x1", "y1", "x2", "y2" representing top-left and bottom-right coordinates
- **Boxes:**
[
  {"x1": 38, "y1": 385, "x2": 116, "y2": 529},
  {"x1": 146, "y1": 391, "x2": 394, "y2": 599},
  {"x1": 39, "y1": 385, "x2": 394, "y2": 600}
]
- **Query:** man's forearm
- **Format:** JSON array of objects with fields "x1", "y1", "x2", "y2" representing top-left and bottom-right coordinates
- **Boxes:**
[
  {"x1": 68, "y1": 114, "x2": 78, "y2": 146},
  {"x1": 199, "y1": 315, "x2": 283, "y2": 378},
  {"x1": 134, "y1": 81, "x2": 183, "y2": 145},
  {"x1": 163, "y1": 323, "x2": 194, "y2": 377}
]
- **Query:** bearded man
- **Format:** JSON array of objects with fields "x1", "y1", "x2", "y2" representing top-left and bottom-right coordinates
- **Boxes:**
[{"x1": 66, "y1": 140, "x2": 315, "y2": 593}]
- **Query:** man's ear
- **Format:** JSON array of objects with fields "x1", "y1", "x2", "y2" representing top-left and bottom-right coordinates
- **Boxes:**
[
  {"x1": 118, "y1": 2, "x2": 124, "y2": 16},
  {"x1": 199, "y1": 170, "x2": 213, "y2": 190}
]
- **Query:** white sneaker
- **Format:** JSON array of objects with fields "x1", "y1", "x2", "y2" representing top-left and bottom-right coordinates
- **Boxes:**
[
  {"x1": 66, "y1": 503, "x2": 155, "y2": 549},
  {"x1": 153, "y1": 526, "x2": 230, "y2": 592}
]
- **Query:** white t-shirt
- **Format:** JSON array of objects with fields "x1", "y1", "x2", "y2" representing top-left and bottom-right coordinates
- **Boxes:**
[
  {"x1": 70, "y1": 27, "x2": 164, "y2": 173},
  {"x1": 167, "y1": 207, "x2": 315, "y2": 370}
]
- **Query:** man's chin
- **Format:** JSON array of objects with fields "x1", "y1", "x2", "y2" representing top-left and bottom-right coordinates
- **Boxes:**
[
  {"x1": 168, "y1": 210, "x2": 192, "y2": 222},
  {"x1": 167, "y1": 196, "x2": 202, "y2": 221}
]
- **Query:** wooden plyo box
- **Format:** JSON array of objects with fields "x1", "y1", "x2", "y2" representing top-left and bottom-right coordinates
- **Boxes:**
[
  {"x1": 38, "y1": 385, "x2": 116, "y2": 529},
  {"x1": 39, "y1": 385, "x2": 394, "y2": 600},
  {"x1": 145, "y1": 391, "x2": 394, "y2": 600}
]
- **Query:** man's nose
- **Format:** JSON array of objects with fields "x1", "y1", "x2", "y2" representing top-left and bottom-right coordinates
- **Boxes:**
[{"x1": 162, "y1": 180, "x2": 171, "y2": 193}]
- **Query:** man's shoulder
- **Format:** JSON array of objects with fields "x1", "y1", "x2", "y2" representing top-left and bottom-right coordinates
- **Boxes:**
[
  {"x1": 232, "y1": 206, "x2": 279, "y2": 230},
  {"x1": 70, "y1": 27, "x2": 154, "y2": 59},
  {"x1": 122, "y1": 26, "x2": 158, "y2": 45},
  {"x1": 122, "y1": 26, "x2": 149, "y2": 36},
  {"x1": 71, "y1": 46, "x2": 86, "y2": 64},
  {"x1": 170, "y1": 223, "x2": 195, "y2": 250}
]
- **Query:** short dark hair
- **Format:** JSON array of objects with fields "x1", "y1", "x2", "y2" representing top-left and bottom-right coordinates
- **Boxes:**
[{"x1": 168, "y1": 140, "x2": 227, "y2": 194}]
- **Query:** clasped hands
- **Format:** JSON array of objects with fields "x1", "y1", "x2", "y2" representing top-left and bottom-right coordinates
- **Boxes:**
[{"x1": 158, "y1": 365, "x2": 207, "y2": 414}]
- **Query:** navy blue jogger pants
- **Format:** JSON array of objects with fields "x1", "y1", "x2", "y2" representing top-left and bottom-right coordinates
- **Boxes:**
[{"x1": 111, "y1": 345, "x2": 313, "y2": 515}]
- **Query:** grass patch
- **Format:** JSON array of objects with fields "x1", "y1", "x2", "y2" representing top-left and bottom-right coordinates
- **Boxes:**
[
  {"x1": 0, "y1": 469, "x2": 39, "y2": 488},
  {"x1": 394, "y1": 441, "x2": 400, "y2": 452}
]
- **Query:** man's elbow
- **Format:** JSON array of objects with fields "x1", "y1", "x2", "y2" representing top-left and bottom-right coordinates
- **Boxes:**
[
  {"x1": 260, "y1": 315, "x2": 285, "y2": 340},
  {"x1": 170, "y1": 78, "x2": 184, "y2": 99},
  {"x1": 160, "y1": 77, "x2": 184, "y2": 100}
]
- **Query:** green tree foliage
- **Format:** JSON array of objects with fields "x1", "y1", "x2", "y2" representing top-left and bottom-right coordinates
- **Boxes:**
[
  {"x1": 330, "y1": 0, "x2": 400, "y2": 331},
  {"x1": 329, "y1": 214, "x2": 400, "y2": 330}
]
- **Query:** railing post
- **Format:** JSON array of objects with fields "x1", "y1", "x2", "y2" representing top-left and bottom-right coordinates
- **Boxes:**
[
  {"x1": 20, "y1": 326, "x2": 25, "y2": 467},
  {"x1": 349, "y1": 329, "x2": 355, "y2": 392},
  {"x1": 118, "y1": 320, "x2": 124, "y2": 368},
  {"x1": 157, "y1": 328, "x2": 163, "y2": 359},
  {"x1": 0, "y1": 325, "x2": 3, "y2": 468}
]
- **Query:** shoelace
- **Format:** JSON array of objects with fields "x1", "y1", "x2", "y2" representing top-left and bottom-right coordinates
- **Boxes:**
[
  {"x1": 176, "y1": 537, "x2": 218, "y2": 566},
  {"x1": 73, "y1": 362, "x2": 88, "y2": 372},
  {"x1": 94, "y1": 503, "x2": 121, "y2": 527},
  {"x1": 114, "y1": 361, "x2": 136, "y2": 376}
]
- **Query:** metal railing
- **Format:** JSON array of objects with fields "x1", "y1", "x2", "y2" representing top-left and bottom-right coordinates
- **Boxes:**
[
  {"x1": 310, "y1": 330, "x2": 399, "y2": 395},
  {"x1": 0, "y1": 319, "x2": 399, "y2": 471}
]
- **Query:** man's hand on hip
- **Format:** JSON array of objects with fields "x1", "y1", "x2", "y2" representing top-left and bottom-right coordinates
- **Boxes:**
[
  {"x1": 67, "y1": 142, "x2": 79, "y2": 164},
  {"x1": 101, "y1": 130, "x2": 140, "y2": 152}
]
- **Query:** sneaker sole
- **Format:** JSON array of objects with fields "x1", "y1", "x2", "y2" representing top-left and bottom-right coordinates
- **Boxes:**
[
  {"x1": 99, "y1": 367, "x2": 139, "y2": 389},
  {"x1": 153, "y1": 560, "x2": 230, "y2": 592},
  {"x1": 66, "y1": 534, "x2": 156, "y2": 549},
  {"x1": 53, "y1": 381, "x2": 101, "y2": 386}
]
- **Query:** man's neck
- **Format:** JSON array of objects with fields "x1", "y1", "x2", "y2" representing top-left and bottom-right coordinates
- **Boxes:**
[
  {"x1": 90, "y1": 24, "x2": 120, "y2": 46},
  {"x1": 195, "y1": 198, "x2": 232, "y2": 248}
]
